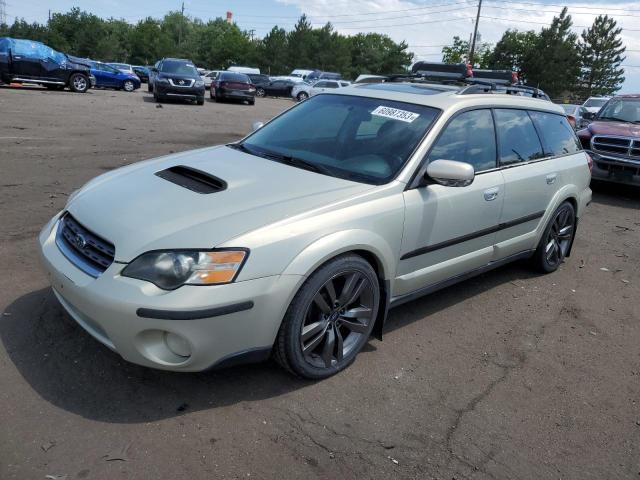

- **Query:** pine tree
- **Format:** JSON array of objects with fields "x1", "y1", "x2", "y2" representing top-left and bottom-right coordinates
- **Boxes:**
[
  {"x1": 579, "y1": 15, "x2": 626, "y2": 97},
  {"x1": 522, "y1": 7, "x2": 581, "y2": 99}
]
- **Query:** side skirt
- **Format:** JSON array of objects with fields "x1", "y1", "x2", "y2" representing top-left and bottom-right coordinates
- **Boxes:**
[{"x1": 389, "y1": 249, "x2": 535, "y2": 310}]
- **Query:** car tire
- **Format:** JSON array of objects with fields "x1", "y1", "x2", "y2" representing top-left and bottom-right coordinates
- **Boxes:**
[
  {"x1": 69, "y1": 73, "x2": 89, "y2": 93},
  {"x1": 531, "y1": 201, "x2": 576, "y2": 273},
  {"x1": 297, "y1": 92, "x2": 309, "y2": 101},
  {"x1": 273, "y1": 254, "x2": 380, "y2": 379},
  {"x1": 197, "y1": 97, "x2": 205, "y2": 106},
  {"x1": 249, "y1": 100, "x2": 255, "y2": 106},
  {"x1": 256, "y1": 87, "x2": 266, "y2": 98},
  {"x1": 147, "y1": 82, "x2": 153, "y2": 93},
  {"x1": 123, "y1": 80, "x2": 135, "y2": 92}
]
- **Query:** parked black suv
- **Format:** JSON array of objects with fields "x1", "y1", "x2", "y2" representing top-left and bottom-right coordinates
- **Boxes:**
[
  {"x1": 150, "y1": 58, "x2": 205, "y2": 105},
  {"x1": 0, "y1": 37, "x2": 94, "y2": 93}
]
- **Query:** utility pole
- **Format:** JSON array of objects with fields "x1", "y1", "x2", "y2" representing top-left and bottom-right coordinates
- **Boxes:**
[
  {"x1": 178, "y1": 2, "x2": 184, "y2": 47},
  {"x1": 468, "y1": 0, "x2": 482, "y2": 66},
  {"x1": 0, "y1": 0, "x2": 7, "y2": 26}
]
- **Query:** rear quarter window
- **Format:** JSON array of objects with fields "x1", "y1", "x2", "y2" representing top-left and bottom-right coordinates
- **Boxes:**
[
  {"x1": 529, "y1": 111, "x2": 581, "y2": 156},
  {"x1": 494, "y1": 109, "x2": 545, "y2": 165}
]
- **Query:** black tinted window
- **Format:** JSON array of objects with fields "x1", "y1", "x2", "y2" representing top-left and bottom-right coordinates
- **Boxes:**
[
  {"x1": 221, "y1": 72, "x2": 250, "y2": 82},
  {"x1": 427, "y1": 109, "x2": 496, "y2": 172},
  {"x1": 495, "y1": 109, "x2": 544, "y2": 165},
  {"x1": 529, "y1": 111, "x2": 580, "y2": 156}
]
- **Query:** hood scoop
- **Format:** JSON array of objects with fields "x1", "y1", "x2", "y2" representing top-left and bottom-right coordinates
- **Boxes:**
[{"x1": 155, "y1": 165, "x2": 227, "y2": 194}]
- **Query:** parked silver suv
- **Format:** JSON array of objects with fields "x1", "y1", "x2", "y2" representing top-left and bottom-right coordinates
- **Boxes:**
[{"x1": 39, "y1": 82, "x2": 592, "y2": 379}]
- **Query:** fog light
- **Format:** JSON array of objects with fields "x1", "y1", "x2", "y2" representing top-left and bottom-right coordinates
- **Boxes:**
[{"x1": 164, "y1": 332, "x2": 191, "y2": 358}]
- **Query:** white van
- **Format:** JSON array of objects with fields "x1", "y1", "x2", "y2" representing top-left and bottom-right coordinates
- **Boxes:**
[{"x1": 227, "y1": 66, "x2": 260, "y2": 75}]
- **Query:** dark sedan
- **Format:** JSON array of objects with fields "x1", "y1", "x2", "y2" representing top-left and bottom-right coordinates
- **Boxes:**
[
  {"x1": 256, "y1": 79, "x2": 296, "y2": 98},
  {"x1": 210, "y1": 72, "x2": 256, "y2": 105},
  {"x1": 132, "y1": 66, "x2": 150, "y2": 83}
]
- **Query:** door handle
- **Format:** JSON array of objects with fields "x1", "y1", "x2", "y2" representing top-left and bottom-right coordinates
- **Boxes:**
[
  {"x1": 13, "y1": 55, "x2": 22, "y2": 59},
  {"x1": 483, "y1": 187, "x2": 500, "y2": 201},
  {"x1": 546, "y1": 173, "x2": 557, "y2": 185}
]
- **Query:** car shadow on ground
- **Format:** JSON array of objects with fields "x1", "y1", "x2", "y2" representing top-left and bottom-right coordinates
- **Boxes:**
[
  {"x1": 1, "y1": 261, "x2": 538, "y2": 425},
  {"x1": 590, "y1": 181, "x2": 640, "y2": 210},
  {"x1": 141, "y1": 95, "x2": 198, "y2": 106}
]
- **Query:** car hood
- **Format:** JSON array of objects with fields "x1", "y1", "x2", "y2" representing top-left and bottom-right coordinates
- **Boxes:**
[
  {"x1": 67, "y1": 146, "x2": 374, "y2": 262},
  {"x1": 587, "y1": 121, "x2": 640, "y2": 137}
]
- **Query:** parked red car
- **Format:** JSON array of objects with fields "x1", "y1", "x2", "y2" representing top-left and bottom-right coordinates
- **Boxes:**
[{"x1": 577, "y1": 94, "x2": 640, "y2": 186}]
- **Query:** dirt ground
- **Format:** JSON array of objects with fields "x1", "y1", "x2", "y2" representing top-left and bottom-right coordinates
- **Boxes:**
[{"x1": 0, "y1": 86, "x2": 639, "y2": 480}]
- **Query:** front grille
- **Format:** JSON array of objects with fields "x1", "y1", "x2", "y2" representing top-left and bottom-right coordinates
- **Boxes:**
[
  {"x1": 55, "y1": 214, "x2": 115, "y2": 277},
  {"x1": 168, "y1": 78, "x2": 194, "y2": 87},
  {"x1": 592, "y1": 135, "x2": 639, "y2": 158}
]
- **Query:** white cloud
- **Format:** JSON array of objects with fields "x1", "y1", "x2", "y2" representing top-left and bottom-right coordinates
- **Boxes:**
[{"x1": 276, "y1": 0, "x2": 640, "y2": 92}]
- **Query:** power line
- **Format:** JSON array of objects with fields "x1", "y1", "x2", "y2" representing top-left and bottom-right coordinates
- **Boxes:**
[
  {"x1": 486, "y1": 0, "x2": 640, "y2": 13},
  {"x1": 480, "y1": 15, "x2": 640, "y2": 31},
  {"x1": 483, "y1": 3, "x2": 640, "y2": 18}
]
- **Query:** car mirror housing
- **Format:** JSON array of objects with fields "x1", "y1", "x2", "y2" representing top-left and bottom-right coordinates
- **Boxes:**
[{"x1": 425, "y1": 159, "x2": 475, "y2": 187}]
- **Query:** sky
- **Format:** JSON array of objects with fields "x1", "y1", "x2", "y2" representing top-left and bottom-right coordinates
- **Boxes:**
[{"x1": 4, "y1": 0, "x2": 640, "y2": 92}]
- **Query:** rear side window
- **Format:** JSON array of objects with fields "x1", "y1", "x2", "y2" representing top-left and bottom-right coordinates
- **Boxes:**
[
  {"x1": 494, "y1": 109, "x2": 544, "y2": 165},
  {"x1": 529, "y1": 111, "x2": 581, "y2": 156},
  {"x1": 427, "y1": 109, "x2": 496, "y2": 172}
]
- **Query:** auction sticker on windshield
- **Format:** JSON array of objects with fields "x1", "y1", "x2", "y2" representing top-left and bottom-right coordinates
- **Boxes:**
[{"x1": 371, "y1": 106, "x2": 420, "y2": 123}]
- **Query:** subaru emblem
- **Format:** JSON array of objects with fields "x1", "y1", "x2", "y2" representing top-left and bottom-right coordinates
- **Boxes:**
[{"x1": 74, "y1": 233, "x2": 87, "y2": 250}]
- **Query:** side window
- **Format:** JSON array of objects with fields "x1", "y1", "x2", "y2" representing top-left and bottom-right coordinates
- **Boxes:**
[
  {"x1": 529, "y1": 111, "x2": 581, "y2": 156},
  {"x1": 494, "y1": 109, "x2": 545, "y2": 165},
  {"x1": 325, "y1": 81, "x2": 339, "y2": 89},
  {"x1": 314, "y1": 81, "x2": 328, "y2": 88},
  {"x1": 426, "y1": 109, "x2": 497, "y2": 172},
  {"x1": 0, "y1": 38, "x2": 9, "y2": 54}
]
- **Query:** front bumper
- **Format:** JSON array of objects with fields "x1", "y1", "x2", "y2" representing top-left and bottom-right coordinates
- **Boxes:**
[
  {"x1": 154, "y1": 82, "x2": 205, "y2": 100},
  {"x1": 39, "y1": 215, "x2": 303, "y2": 371},
  {"x1": 588, "y1": 151, "x2": 640, "y2": 186}
]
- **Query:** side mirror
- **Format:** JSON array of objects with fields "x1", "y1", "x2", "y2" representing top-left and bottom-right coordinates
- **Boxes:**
[
  {"x1": 252, "y1": 121, "x2": 264, "y2": 132},
  {"x1": 425, "y1": 159, "x2": 475, "y2": 187},
  {"x1": 151, "y1": 67, "x2": 158, "y2": 73}
]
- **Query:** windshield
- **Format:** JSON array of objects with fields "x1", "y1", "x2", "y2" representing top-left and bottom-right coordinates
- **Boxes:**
[
  {"x1": 597, "y1": 98, "x2": 640, "y2": 123},
  {"x1": 160, "y1": 61, "x2": 198, "y2": 76},
  {"x1": 584, "y1": 98, "x2": 608, "y2": 108},
  {"x1": 241, "y1": 94, "x2": 439, "y2": 184}
]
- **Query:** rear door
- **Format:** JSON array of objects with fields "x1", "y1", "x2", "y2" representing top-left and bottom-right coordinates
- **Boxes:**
[
  {"x1": 10, "y1": 39, "x2": 45, "y2": 79},
  {"x1": 397, "y1": 109, "x2": 505, "y2": 297},
  {"x1": 493, "y1": 109, "x2": 577, "y2": 257}
]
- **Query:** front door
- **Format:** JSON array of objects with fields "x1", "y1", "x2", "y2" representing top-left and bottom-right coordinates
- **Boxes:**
[
  {"x1": 396, "y1": 109, "x2": 504, "y2": 297},
  {"x1": 10, "y1": 39, "x2": 44, "y2": 79}
]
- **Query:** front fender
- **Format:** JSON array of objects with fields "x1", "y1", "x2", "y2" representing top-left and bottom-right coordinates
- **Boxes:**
[{"x1": 281, "y1": 229, "x2": 396, "y2": 281}]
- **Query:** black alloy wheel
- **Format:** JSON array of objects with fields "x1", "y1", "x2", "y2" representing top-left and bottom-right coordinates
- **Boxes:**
[
  {"x1": 533, "y1": 202, "x2": 575, "y2": 272},
  {"x1": 274, "y1": 254, "x2": 379, "y2": 379}
]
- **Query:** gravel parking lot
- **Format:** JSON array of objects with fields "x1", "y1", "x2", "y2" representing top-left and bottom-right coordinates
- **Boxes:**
[{"x1": 1, "y1": 86, "x2": 639, "y2": 480}]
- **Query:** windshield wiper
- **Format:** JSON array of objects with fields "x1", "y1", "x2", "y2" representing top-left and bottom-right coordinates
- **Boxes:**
[{"x1": 227, "y1": 142, "x2": 258, "y2": 155}]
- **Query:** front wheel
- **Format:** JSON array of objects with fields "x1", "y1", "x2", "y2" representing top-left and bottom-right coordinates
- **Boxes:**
[
  {"x1": 197, "y1": 97, "x2": 205, "y2": 105},
  {"x1": 123, "y1": 80, "x2": 135, "y2": 92},
  {"x1": 256, "y1": 87, "x2": 266, "y2": 97},
  {"x1": 531, "y1": 202, "x2": 576, "y2": 273},
  {"x1": 69, "y1": 73, "x2": 89, "y2": 93},
  {"x1": 274, "y1": 254, "x2": 380, "y2": 379}
]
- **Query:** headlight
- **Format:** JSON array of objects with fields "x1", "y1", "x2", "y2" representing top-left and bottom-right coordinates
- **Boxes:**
[
  {"x1": 122, "y1": 249, "x2": 248, "y2": 290},
  {"x1": 156, "y1": 77, "x2": 169, "y2": 84},
  {"x1": 195, "y1": 80, "x2": 204, "y2": 87}
]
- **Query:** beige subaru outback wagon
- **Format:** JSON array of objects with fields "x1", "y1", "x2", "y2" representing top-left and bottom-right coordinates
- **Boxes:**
[{"x1": 39, "y1": 81, "x2": 592, "y2": 379}]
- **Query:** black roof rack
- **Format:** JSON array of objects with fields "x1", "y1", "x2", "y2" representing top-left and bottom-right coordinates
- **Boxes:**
[{"x1": 370, "y1": 71, "x2": 549, "y2": 101}]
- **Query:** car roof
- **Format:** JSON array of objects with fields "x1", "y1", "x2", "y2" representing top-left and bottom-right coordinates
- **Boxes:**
[{"x1": 330, "y1": 82, "x2": 564, "y2": 115}]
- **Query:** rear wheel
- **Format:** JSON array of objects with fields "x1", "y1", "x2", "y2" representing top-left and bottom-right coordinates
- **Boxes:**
[
  {"x1": 297, "y1": 91, "x2": 309, "y2": 101},
  {"x1": 531, "y1": 202, "x2": 575, "y2": 273},
  {"x1": 274, "y1": 254, "x2": 379, "y2": 379},
  {"x1": 69, "y1": 74, "x2": 89, "y2": 93},
  {"x1": 256, "y1": 87, "x2": 266, "y2": 97}
]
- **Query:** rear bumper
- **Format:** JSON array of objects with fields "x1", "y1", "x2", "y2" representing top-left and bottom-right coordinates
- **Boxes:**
[
  {"x1": 588, "y1": 151, "x2": 640, "y2": 186},
  {"x1": 216, "y1": 87, "x2": 256, "y2": 100}
]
